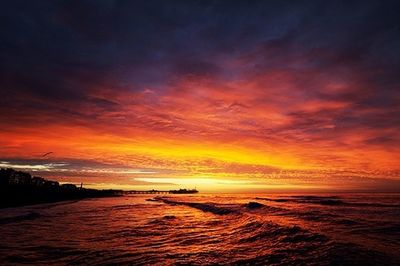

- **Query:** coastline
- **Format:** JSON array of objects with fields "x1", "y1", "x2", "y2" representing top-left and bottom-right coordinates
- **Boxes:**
[
  {"x1": 0, "y1": 168, "x2": 122, "y2": 209},
  {"x1": 0, "y1": 186, "x2": 123, "y2": 209}
]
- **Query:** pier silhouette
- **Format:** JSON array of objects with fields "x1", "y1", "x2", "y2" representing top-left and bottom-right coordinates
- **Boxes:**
[{"x1": 125, "y1": 189, "x2": 198, "y2": 194}]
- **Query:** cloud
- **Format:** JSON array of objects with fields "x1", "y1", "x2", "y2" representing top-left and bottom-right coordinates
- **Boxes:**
[{"x1": 1, "y1": 0, "x2": 400, "y2": 190}]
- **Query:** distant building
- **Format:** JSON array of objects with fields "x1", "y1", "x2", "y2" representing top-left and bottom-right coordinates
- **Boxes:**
[
  {"x1": 61, "y1": 183, "x2": 77, "y2": 190},
  {"x1": 32, "y1": 176, "x2": 46, "y2": 186},
  {"x1": 0, "y1": 168, "x2": 13, "y2": 185},
  {"x1": 8, "y1": 171, "x2": 31, "y2": 185},
  {"x1": 44, "y1": 180, "x2": 59, "y2": 188}
]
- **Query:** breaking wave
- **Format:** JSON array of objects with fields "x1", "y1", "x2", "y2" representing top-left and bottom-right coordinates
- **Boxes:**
[{"x1": 156, "y1": 197, "x2": 239, "y2": 215}]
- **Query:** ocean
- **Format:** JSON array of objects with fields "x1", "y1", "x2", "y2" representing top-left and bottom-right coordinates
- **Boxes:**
[{"x1": 0, "y1": 193, "x2": 399, "y2": 265}]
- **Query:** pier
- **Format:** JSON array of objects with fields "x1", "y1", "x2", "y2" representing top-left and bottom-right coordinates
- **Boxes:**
[
  {"x1": 125, "y1": 190, "x2": 171, "y2": 194},
  {"x1": 124, "y1": 188, "x2": 198, "y2": 195}
]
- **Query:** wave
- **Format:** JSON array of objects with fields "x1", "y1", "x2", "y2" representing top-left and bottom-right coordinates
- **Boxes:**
[
  {"x1": 236, "y1": 218, "x2": 328, "y2": 244},
  {"x1": 245, "y1": 201, "x2": 265, "y2": 209},
  {"x1": 256, "y1": 195, "x2": 400, "y2": 208},
  {"x1": 147, "y1": 215, "x2": 178, "y2": 226},
  {"x1": 232, "y1": 240, "x2": 394, "y2": 265},
  {"x1": 231, "y1": 214, "x2": 396, "y2": 264},
  {"x1": 350, "y1": 223, "x2": 400, "y2": 237},
  {"x1": 157, "y1": 197, "x2": 238, "y2": 215},
  {"x1": 109, "y1": 204, "x2": 136, "y2": 211},
  {"x1": 0, "y1": 212, "x2": 40, "y2": 225},
  {"x1": 145, "y1": 198, "x2": 159, "y2": 202},
  {"x1": 256, "y1": 195, "x2": 345, "y2": 206},
  {"x1": 158, "y1": 197, "x2": 284, "y2": 215},
  {"x1": 156, "y1": 197, "x2": 375, "y2": 232}
]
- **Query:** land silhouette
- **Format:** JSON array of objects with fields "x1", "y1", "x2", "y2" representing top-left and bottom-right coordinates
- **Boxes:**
[{"x1": 0, "y1": 168, "x2": 122, "y2": 208}]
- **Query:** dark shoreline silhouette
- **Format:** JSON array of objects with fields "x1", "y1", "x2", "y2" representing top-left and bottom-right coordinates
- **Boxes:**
[{"x1": 0, "y1": 168, "x2": 122, "y2": 208}]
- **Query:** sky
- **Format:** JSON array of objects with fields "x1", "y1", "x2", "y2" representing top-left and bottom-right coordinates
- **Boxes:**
[{"x1": 1, "y1": 0, "x2": 400, "y2": 192}]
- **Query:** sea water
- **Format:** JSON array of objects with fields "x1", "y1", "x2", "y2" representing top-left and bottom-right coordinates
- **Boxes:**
[{"x1": 0, "y1": 193, "x2": 399, "y2": 265}]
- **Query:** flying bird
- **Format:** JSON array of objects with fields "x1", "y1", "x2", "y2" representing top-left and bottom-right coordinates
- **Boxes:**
[{"x1": 41, "y1": 152, "x2": 53, "y2": 157}]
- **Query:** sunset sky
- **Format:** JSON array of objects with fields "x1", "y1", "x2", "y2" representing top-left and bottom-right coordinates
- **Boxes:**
[{"x1": 1, "y1": 1, "x2": 399, "y2": 192}]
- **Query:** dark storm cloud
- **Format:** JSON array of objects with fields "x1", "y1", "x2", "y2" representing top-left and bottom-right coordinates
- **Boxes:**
[
  {"x1": 0, "y1": 1, "x2": 301, "y2": 96},
  {"x1": 1, "y1": 0, "x2": 399, "y2": 137}
]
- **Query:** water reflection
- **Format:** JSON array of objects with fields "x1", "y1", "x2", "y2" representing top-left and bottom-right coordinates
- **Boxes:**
[{"x1": 0, "y1": 193, "x2": 399, "y2": 265}]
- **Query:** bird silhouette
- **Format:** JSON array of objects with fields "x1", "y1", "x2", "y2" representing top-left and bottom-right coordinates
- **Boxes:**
[{"x1": 42, "y1": 152, "x2": 53, "y2": 157}]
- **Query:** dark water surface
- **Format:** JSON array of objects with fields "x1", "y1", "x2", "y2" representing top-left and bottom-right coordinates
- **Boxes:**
[{"x1": 0, "y1": 193, "x2": 399, "y2": 265}]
